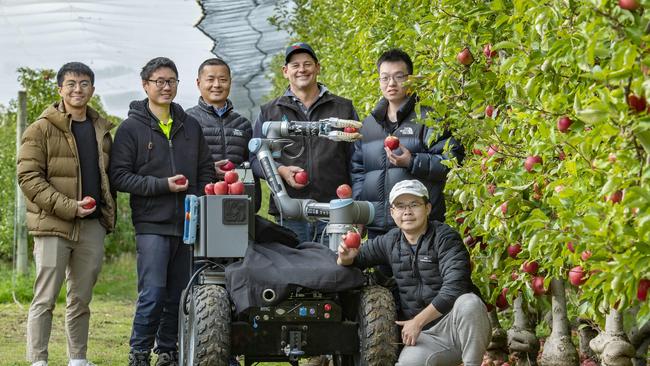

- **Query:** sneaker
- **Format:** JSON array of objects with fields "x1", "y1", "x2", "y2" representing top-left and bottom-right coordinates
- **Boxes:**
[
  {"x1": 129, "y1": 350, "x2": 151, "y2": 366},
  {"x1": 155, "y1": 351, "x2": 178, "y2": 366},
  {"x1": 31, "y1": 362, "x2": 48, "y2": 366},
  {"x1": 68, "y1": 360, "x2": 96, "y2": 366}
]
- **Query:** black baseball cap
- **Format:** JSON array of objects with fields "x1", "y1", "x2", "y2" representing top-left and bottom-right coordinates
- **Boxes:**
[{"x1": 285, "y1": 42, "x2": 318, "y2": 64}]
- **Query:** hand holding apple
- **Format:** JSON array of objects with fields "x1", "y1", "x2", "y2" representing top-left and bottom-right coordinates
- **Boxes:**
[
  {"x1": 278, "y1": 165, "x2": 308, "y2": 189},
  {"x1": 337, "y1": 237, "x2": 360, "y2": 266},
  {"x1": 169, "y1": 174, "x2": 188, "y2": 192},
  {"x1": 77, "y1": 196, "x2": 96, "y2": 217},
  {"x1": 343, "y1": 230, "x2": 361, "y2": 249},
  {"x1": 384, "y1": 135, "x2": 400, "y2": 150},
  {"x1": 294, "y1": 171, "x2": 309, "y2": 185},
  {"x1": 385, "y1": 144, "x2": 412, "y2": 167}
]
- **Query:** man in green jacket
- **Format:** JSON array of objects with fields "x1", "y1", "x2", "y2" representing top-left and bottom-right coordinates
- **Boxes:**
[{"x1": 17, "y1": 62, "x2": 116, "y2": 366}]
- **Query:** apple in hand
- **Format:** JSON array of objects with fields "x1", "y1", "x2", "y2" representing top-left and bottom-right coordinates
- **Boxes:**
[
  {"x1": 336, "y1": 184, "x2": 353, "y2": 199},
  {"x1": 568, "y1": 266, "x2": 587, "y2": 286},
  {"x1": 384, "y1": 135, "x2": 400, "y2": 150},
  {"x1": 213, "y1": 181, "x2": 229, "y2": 195},
  {"x1": 294, "y1": 171, "x2": 309, "y2": 185},
  {"x1": 220, "y1": 161, "x2": 236, "y2": 171},
  {"x1": 224, "y1": 171, "x2": 239, "y2": 184},
  {"x1": 82, "y1": 196, "x2": 96, "y2": 209},
  {"x1": 343, "y1": 231, "x2": 361, "y2": 249},
  {"x1": 204, "y1": 183, "x2": 215, "y2": 195},
  {"x1": 457, "y1": 47, "x2": 474, "y2": 65},
  {"x1": 175, "y1": 175, "x2": 187, "y2": 185},
  {"x1": 228, "y1": 181, "x2": 245, "y2": 195},
  {"x1": 557, "y1": 116, "x2": 572, "y2": 133}
]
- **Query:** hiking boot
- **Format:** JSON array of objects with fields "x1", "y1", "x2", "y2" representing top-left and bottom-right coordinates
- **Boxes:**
[
  {"x1": 155, "y1": 351, "x2": 178, "y2": 366},
  {"x1": 128, "y1": 350, "x2": 151, "y2": 366}
]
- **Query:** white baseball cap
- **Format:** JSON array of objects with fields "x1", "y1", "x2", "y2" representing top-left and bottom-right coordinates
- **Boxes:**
[{"x1": 389, "y1": 180, "x2": 429, "y2": 204}]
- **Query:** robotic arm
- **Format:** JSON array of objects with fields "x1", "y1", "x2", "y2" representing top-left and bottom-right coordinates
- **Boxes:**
[{"x1": 248, "y1": 118, "x2": 373, "y2": 251}]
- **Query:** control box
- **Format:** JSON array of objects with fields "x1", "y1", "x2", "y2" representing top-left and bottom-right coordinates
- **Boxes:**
[
  {"x1": 247, "y1": 300, "x2": 342, "y2": 323},
  {"x1": 195, "y1": 195, "x2": 250, "y2": 259}
]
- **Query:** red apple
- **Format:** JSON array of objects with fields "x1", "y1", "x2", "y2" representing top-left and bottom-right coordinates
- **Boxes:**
[
  {"x1": 568, "y1": 266, "x2": 587, "y2": 286},
  {"x1": 228, "y1": 181, "x2": 245, "y2": 195},
  {"x1": 608, "y1": 153, "x2": 617, "y2": 163},
  {"x1": 486, "y1": 105, "x2": 496, "y2": 118},
  {"x1": 628, "y1": 94, "x2": 646, "y2": 112},
  {"x1": 455, "y1": 210, "x2": 465, "y2": 224},
  {"x1": 522, "y1": 261, "x2": 539, "y2": 275},
  {"x1": 558, "y1": 151, "x2": 566, "y2": 161},
  {"x1": 524, "y1": 155, "x2": 543, "y2": 172},
  {"x1": 483, "y1": 43, "x2": 497, "y2": 58},
  {"x1": 384, "y1": 135, "x2": 400, "y2": 150},
  {"x1": 336, "y1": 184, "x2": 353, "y2": 199},
  {"x1": 82, "y1": 196, "x2": 96, "y2": 210},
  {"x1": 531, "y1": 276, "x2": 546, "y2": 296},
  {"x1": 464, "y1": 235, "x2": 477, "y2": 247},
  {"x1": 220, "y1": 161, "x2": 236, "y2": 171},
  {"x1": 224, "y1": 171, "x2": 239, "y2": 184},
  {"x1": 343, "y1": 127, "x2": 357, "y2": 133},
  {"x1": 204, "y1": 183, "x2": 215, "y2": 195},
  {"x1": 487, "y1": 145, "x2": 499, "y2": 157},
  {"x1": 567, "y1": 241, "x2": 575, "y2": 253},
  {"x1": 507, "y1": 243, "x2": 522, "y2": 259},
  {"x1": 637, "y1": 278, "x2": 650, "y2": 301},
  {"x1": 500, "y1": 201, "x2": 508, "y2": 215},
  {"x1": 496, "y1": 288, "x2": 509, "y2": 310},
  {"x1": 343, "y1": 231, "x2": 361, "y2": 249},
  {"x1": 487, "y1": 183, "x2": 497, "y2": 196},
  {"x1": 175, "y1": 175, "x2": 187, "y2": 186},
  {"x1": 609, "y1": 190, "x2": 623, "y2": 204},
  {"x1": 557, "y1": 116, "x2": 572, "y2": 133},
  {"x1": 510, "y1": 271, "x2": 519, "y2": 281},
  {"x1": 472, "y1": 148, "x2": 483, "y2": 156},
  {"x1": 581, "y1": 250, "x2": 592, "y2": 261},
  {"x1": 213, "y1": 181, "x2": 229, "y2": 195},
  {"x1": 457, "y1": 47, "x2": 474, "y2": 65},
  {"x1": 294, "y1": 171, "x2": 309, "y2": 185},
  {"x1": 619, "y1": 0, "x2": 640, "y2": 10}
]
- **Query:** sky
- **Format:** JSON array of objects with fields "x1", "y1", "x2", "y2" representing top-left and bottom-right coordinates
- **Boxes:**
[{"x1": 0, "y1": 0, "x2": 276, "y2": 119}]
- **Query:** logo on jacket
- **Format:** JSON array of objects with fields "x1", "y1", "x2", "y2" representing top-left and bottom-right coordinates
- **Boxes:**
[
  {"x1": 399, "y1": 126, "x2": 414, "y2": 135},
  {"x1": 232, "y1": 129, "x2": 244, "y2": 137}
]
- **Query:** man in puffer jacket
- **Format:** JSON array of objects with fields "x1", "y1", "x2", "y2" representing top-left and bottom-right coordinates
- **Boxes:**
[
  {"x1": 109, "y1": 57, "x2": 215, "y2": 366},
  {"x1": 17, "y1": 62, "x2": 116, "y2": 366},
  {"x1": 186, "y1": 58, "x2": 260, "y2": 211},
  {"x1": 338, "y1": 180, "x2": 490, "y2": 366},
  {"x1": 351, "y1": 49, "x2": 465, "y2": 239}
]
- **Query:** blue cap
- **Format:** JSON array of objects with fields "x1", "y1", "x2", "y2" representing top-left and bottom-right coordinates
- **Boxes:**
[{"x1": 285, "y1": 42, "x2": 318, "y2": 64}]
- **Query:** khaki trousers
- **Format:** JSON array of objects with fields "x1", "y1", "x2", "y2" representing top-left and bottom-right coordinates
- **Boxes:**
[{"x1": 27, "y1": 219, "x2": 106, "y2": 362}]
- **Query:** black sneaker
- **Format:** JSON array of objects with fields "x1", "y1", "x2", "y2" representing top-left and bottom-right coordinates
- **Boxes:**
[
  {"x1": 155, "y1": 351, "x2": 178, "y2": 366},
  {"x1": 128, "y1": 350, "x2": 151, "y2": 366}
]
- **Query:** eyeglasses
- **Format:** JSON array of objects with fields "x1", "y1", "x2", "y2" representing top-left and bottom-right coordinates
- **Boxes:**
[
  {"x1": 391, "y1": 201, "x2": 424, "y2": 212},
  {"x1": 379, "y1": 73, "x2": 408, "y2": 84},
  {"x1": 62, "y1": 81, "x2": 92, "y2": 90},
  {"x1": 147, "y1": 79, "x2": 179, "y2": 88}
]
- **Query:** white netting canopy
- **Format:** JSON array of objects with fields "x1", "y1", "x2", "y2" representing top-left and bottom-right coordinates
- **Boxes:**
[{"x1": 0, "y1": 0, "x2": 288, "y2": 119}]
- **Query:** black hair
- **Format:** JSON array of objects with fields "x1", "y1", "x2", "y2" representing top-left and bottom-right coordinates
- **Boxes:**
[
  {"x1": 198, "y1": 58, "x2": 231, "y2": 77},
  {"x1": 56, "y1": 62, "x2": 95, "y2": 86},
  {"x1": 140, "y1": 57, "x2": 178, "y2": 80},
  {"x1": 376, "y1": 48, "x2": 413, "y2": 74}
]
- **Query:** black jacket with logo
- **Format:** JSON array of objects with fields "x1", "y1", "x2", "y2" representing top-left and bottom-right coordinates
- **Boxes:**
[
  {"x1": 353, "y1": 221, "x2": 479, "y2": 328},
  {"x1": 251, "y1": 88, "x2": 358, "y2": 216},
  {"x1": 109, "y1": 99, "x2": 215, "y2": 236},
  {"x1": 350, "y1": 95, "x2": 464, "y2": 232}
]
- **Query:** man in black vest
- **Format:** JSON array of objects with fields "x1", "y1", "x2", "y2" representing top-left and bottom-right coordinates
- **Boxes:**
[
  {"x1": 251, "y1": 42, "x2": 359, "y2": 243},
  {"x1": 338, "y1": 180, "x2": 491, "y2": 366}
]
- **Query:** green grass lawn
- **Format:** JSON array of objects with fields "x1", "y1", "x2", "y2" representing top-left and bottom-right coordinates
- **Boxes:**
[{"x1": 0, "y1": 254, "x2": 291, "y2": 366}]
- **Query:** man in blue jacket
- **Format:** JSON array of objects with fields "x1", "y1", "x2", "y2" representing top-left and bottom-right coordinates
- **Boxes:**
[
  {"x1": 109, "y1": 57, "x2": 215, "y2": 366},
  {"x1": 338, "y1": 180, "x2": 490, "y2": 366},
  {"x1": 351, "y1": 49, "x2": 464, "y2": 239}
]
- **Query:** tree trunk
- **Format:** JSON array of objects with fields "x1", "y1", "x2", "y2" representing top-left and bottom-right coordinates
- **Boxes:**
[
  {"x1": 487, "y1": 309, "x2": 510, "y2": 363},
  {"x1": 628, "y1": 318, "x2": 650, "y2": 366},
  {"x1": 508, "y1": 295, "x2": 539, "y2": 366},
  {"x1": 590, "y1": 309, "x2": 635, "y2": 366},
  {"x1": 539, "y1": 278, "x2": 579, "y2": 366},
  {"x1": 578, "y1": 318, "x2": 600, "y2": 363}
]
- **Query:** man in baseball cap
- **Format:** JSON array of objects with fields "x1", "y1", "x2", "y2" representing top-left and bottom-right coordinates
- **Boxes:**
[
  {"x1": 337, "y1": 180, "x2": 491, "y2": 366},
  {"x1": 285, "y1": 42, "x2": 318, "y2": 64}
]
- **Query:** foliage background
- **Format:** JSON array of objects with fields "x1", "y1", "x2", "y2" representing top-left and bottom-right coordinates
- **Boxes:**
[{"x1": 270, "y1": 0, "x2": 650, "y2": 327}]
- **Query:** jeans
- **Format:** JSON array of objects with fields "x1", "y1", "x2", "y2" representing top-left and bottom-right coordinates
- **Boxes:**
[
  {"x1": 278, "y1": 218, "x2": 329, "y2": 245},
  {"x1": 130, "y1": 234, "x2": 191, "y2": 354}
]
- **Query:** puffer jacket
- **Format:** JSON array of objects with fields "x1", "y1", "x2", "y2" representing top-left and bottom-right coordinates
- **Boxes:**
[
  {"x1": 109, "y1": 99, "x2": 215, "y2": 236},
  {"x1": 251, "y1": 88, "x2": 358, "y2": 216},
  {"x1": 353, "y1": 221, "x2": 478, "y2": 328},
  {"x1": 350, "y1": 95, "x2": 464, "y2": 232},
  {"x1": 17, "y1": 102, "x2": 116, "y2": 240},
  {"x1": 186, "y1": 98, "x2": 252, "y2": 163}
]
